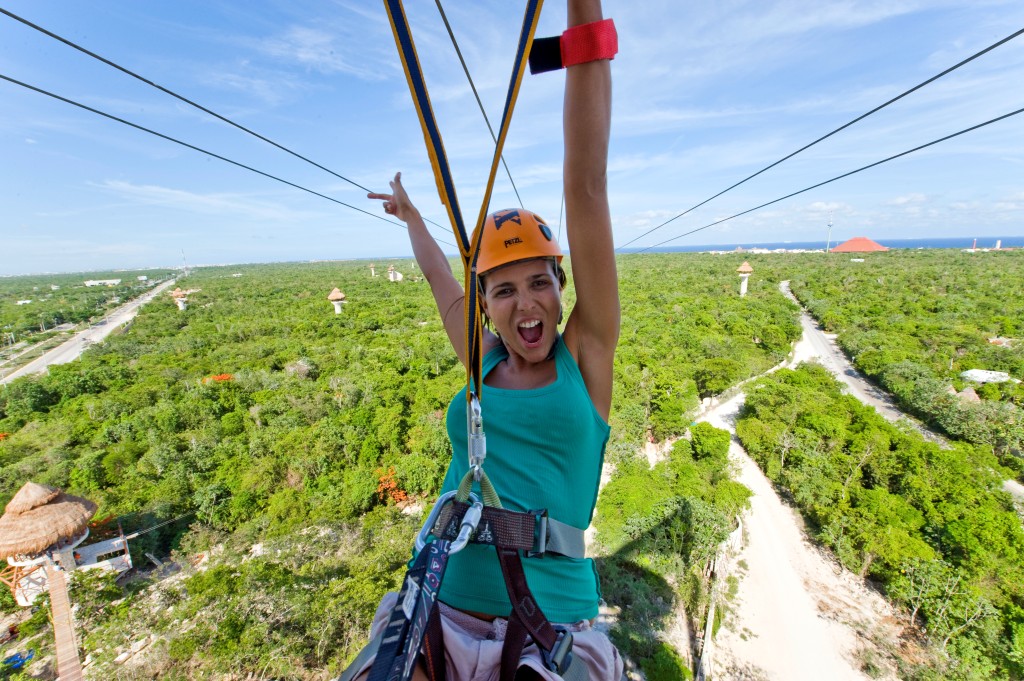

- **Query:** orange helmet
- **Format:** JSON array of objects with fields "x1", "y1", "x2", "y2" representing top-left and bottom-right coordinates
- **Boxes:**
[{"x1": 474, "y1": 208, "x2": 562, "y2": 275}]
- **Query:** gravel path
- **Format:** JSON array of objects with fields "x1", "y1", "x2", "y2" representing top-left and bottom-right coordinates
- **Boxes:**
[{"x1": 696, "y1": 285, "x2": 914, "y2": 680}]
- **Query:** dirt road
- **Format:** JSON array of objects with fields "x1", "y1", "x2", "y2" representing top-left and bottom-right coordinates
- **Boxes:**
[
  {"x1": 0, "y1": 279, "x2": 175, "y2": 385},
  {"x1": 779, "y1": 280, "x2": 1023, "y2": 502},
  {"x1": 703, "y1": 395, "x2": 893, "y2": 681}
]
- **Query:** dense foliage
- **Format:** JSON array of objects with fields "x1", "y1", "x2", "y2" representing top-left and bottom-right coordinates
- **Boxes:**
[
  {"x1": 594, "y1": 426, "x2": 750, "y2": 681},
  {"x1": 0, "y1": 255, "x2": 798, "y2": 678},
  {"x1": 737, "y1": 364, "x2": 1024, "y2": 679},
  {"x1": 612, "y1": 254, "x2": 801, "y2": 445},
  {"x1": 785, "y1": 250, "x2": 1024, "y2": 458}
]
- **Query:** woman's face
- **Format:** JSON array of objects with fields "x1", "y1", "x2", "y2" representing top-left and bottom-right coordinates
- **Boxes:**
[{"x1": 481, "y1": 258, "x2": 561, "y2": 363}]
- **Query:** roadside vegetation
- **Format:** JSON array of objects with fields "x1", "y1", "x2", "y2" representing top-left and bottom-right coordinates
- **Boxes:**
[
  {"x1": 1, "y1": 270, "x2": 173, "y2": 366},
  {"x1": 785, "y1": 249, "x2": 1024, "y2": 470},
  {"x1": 737, "y1": 363, "x2": 1024, "y2": 679}
]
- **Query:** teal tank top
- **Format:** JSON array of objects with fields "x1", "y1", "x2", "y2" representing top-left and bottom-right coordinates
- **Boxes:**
[{"x1": 439, "y1": 336, "x2": 610, "y2": 622}]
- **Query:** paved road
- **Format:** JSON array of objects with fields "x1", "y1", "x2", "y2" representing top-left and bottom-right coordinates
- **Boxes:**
[
  {"x1": 0, "y1": 279, "x2": 175, "y2": 385},
  {"x1": 779, "y1": 281, "x2": 1024, "y2": 503}
]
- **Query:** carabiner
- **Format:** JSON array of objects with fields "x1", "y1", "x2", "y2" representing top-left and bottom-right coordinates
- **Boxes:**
[
  {"x1": 467, "y1": 393, "x2": 486, "y2": 480},
  {"x1": 449, "y1": 501, "x2": 483, "y2": 554},
  {"x1": 414, "y1": 491, "x2": 481, "y2": 553}
]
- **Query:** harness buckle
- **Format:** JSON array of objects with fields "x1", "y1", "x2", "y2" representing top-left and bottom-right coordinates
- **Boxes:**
[
  {"x1": 542, "y1": 627, "x2": 574, "y2": 675},
  {"x1": 527, "y1": 509, "x2": 549, "y2": 558}
]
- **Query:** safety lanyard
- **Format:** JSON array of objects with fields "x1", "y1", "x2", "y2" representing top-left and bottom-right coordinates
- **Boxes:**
[
  {"x1": 383, "y1": 0, "x2": 544, "y2": 415},
  {"x1": 366, "y1": 539, "x2": 452, "y2": 681}
]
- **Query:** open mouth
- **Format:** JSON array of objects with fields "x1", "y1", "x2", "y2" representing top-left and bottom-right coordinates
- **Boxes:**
[{"x1": 517, "y1": 319, "x2": 543, "y2": 346}]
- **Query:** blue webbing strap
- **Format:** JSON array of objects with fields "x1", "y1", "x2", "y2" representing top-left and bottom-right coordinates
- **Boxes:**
[
  {"x1": 366, "y1": 540, "x2": 452, "y2": 681},
  {"x1": 383, "y1": 0, "x2": 544, "y2": 400}
]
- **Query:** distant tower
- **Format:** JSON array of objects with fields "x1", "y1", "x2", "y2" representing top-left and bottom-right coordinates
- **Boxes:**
[
  {"x1": 995, "y1": 239, "x2": 1002, "y2": 250},
  {"x1": 388, "y1": 265, "x2": 403, "y2": 282},
  {"x1": 369, "y1": 263, "x2": 376, "y2": 277},
  {"x1": 170, "y1": 287, "x2": 188, "y2": 311},
  {"x1": 327, "y1": 288, "x2": 347, "y2": 314},
  {"x1": 737, "y1": 261, "x2": 753, "y2": 297},
  {"x1": 825, "y1": 212, "x2": 834, "y2": 253}
]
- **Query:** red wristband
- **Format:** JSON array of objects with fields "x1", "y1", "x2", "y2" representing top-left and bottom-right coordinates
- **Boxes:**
[{"x1": 561, "y1": 18, "x2": 618, "y2": 67}]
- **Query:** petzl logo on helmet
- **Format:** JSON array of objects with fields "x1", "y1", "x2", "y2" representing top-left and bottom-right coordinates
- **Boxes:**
[
  {"x1": 492, "y1": 210, "x2": 522, "y2": 230},
  {"x1": 504, "y1": 236, "x2": 524, "y2": 248}
]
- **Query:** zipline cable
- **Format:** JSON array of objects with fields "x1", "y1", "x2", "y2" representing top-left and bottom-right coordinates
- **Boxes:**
[
  {"x1": 0, "y1": 73, "x2": 457, "y2": 247},
  {"x1": 634, "y1": 105, "x2": 1024, "y2": 253},
  {"x1": 0, "y1": 6, "x2": 455, "y2": 235},
  {"x1": 617, "y1": 25, "x2": 1024, "y2": 252},
  {"x1": 123, "y1": 511, "x2": 195, "y2": 539},
  {"x1": 434, "y1": 0, "x2": 524, "y2": 209}
]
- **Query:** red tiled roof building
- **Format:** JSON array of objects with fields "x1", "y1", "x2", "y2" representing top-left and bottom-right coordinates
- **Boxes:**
[{"x1": 830, "y1": 236, "x2": 888, "y2": 253}]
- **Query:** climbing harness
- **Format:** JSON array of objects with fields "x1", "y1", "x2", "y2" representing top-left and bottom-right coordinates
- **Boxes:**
[{"x1": 339, "y1": 3, "x2": 610, "y2": 680}]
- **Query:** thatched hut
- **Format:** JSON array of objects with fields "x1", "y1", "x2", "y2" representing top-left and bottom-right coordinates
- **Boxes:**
[
  {"x1": 0, "y1": 482, "x2": 97, "y2": 606},
  {"x1": 0, "y1": 482, "x2": 97, "y2": 560}
]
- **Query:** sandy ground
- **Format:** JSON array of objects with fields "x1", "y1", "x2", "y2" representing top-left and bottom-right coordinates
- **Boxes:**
[
  {"x1": 701, "y1": 394, "x2": 898, "y2": 681},
  {"x1": 695, "y1": 288, "x2": 915, "y2": 680}
]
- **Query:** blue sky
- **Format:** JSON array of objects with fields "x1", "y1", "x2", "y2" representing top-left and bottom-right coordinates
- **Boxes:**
[{"x1": 2, "y1": 0, "x2": 1023, "y2": 275}]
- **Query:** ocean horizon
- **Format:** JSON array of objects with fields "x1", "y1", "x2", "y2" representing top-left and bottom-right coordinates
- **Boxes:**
[{"x1": 621, "y1": 235, "x2": 1024, "y2": 254}]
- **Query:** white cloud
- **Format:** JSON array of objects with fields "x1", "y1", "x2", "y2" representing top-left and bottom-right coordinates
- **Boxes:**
[
  {"x1": 94, "y1": 180, "x2": 320, "y2": 221},
  {"x1": 255, "y1": 26, "x2": 386, "y2": 80},
  {"x1": 887, "y1": 193, "x2": 927, "y2": 206}
]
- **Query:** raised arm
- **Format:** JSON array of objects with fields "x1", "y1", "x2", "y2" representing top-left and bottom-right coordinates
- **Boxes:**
[
  {"x1": 560, "y1": 0, "x2": 619, "y2": 420},
  {"x1": 369, "y1": 173, "x2": 477, "y2": 367}
]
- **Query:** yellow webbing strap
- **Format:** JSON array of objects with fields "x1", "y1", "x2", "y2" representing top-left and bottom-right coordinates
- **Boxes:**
[
  {"x1": 384, "y1": 1, "x2": 544, "y2": 508},
  {"x1": 383, "y1": 0, "x2": 544, "y2": 403}
]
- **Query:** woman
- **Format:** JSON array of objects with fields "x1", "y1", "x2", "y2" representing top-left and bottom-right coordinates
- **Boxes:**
[{"x1": 363, "y1": 0, "x2": 619, "y2": 677}]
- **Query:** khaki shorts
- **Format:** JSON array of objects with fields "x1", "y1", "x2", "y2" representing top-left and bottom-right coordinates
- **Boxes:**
[{"x1": 353, "y1": 591, "x2": 623, "y2": 681}]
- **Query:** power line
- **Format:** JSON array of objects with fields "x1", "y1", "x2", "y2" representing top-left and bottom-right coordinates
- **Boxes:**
[
  {"x1": 617, "y1": 25, "x2": 1024, "y2": 252},
  {"x1": 0, "y1": 6, "x2": 454, "y2": 235},
  {"x1": 633, "y1": 105, "x2": 1024, "y2": 254},
  {"x1": 0, "y1": 7, "x2": 373, "y2": 192},
  {"x1": 434, "y1": 0, "x2": 524, "y2": 209},
  {"x1": 0, "y1": 72, "x2": 457, "y2": 248}
]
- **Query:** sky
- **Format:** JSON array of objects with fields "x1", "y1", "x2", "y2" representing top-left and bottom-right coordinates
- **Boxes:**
[{"x1": 2, "y1": 0, "x2": 1023, "y2": 275}]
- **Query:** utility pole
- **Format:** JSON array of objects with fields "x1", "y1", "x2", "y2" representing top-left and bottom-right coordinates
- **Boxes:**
[
  {"x1": 825, "y1": 211, "x2": 834, "y2": 254},
  {"x1": 181, "y1": 249, "x2": 190, "y2": 278}
]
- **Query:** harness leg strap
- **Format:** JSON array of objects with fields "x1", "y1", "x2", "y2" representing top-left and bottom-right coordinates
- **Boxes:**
[
  {"x1": 424, "y1": 605, "x2": 446, "y2": 681},
  {"x1": 496, "y1": 548, "x2": 591, "y2": 681}
]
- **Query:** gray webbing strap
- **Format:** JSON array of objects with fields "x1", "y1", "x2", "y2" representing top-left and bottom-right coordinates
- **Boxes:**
[
  {"x1": 561, "y1": 653, "x2": 592, "y2": 681},
  {"x1": 545, "y1": 516, "x2": 586, "y2": 559},
  {"x1": 434, "y1": 502, "x2": 586, "y2": 558}
]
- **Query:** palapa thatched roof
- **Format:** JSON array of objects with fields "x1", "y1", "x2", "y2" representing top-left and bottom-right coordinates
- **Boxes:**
[
  {"x1": 5, "y1": 482, "x2": 60, "y2": 515},
  {"x1": 0, "y1": 483, "x2": 97, "y2": 560},
  {"x1": 327, "y1": 287, "x2": 347, "y2": 301},
  {"x1": 736, "y1": 261, "x2": 753, "y2": 274}
]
